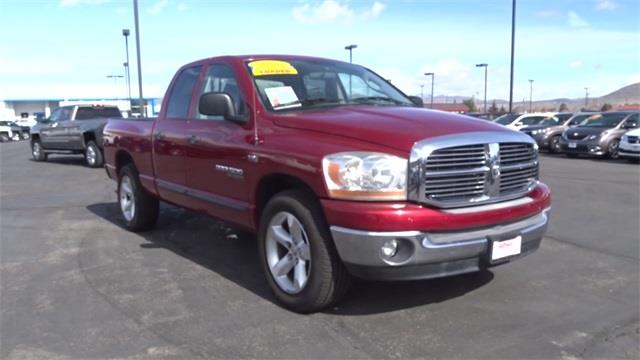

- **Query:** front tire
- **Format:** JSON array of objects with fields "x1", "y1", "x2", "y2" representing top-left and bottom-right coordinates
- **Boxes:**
[
  {"x1": 85, "y1": 141, "x2": 104, "y2": 168},
  {"x1": 549, "y1": 135, "x2": 561, "y2": 154},
  {"x1": 31, "y1": 140, "x2": 47, "y2": 161},
  {"x1": 607, "y1": 139, "x2": 620, "y2": 159},
  {"x1": 258, "y1": 190, "x2": 350, "y2": 313},
  {"x1": 118, "y1": 164, "x2": 159, "y2": 232}
]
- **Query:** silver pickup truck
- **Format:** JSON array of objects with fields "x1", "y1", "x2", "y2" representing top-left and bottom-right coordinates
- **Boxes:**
[{"x1": 30, "y1": 105, "x2": 122, "y2": 167}]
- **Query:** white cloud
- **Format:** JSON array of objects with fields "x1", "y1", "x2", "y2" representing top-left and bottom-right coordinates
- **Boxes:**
[
  {"x1": 595, "y1": 0, "x2": 618, "y2": 11},
  {"x1": 292, "y1": 0, "x2": 385, "y2": 25},
  {"x1": 59, "y1": 0, "x2": 109, "y2": 7},
  {"x1": 177, "y1": 2, "x2": 188, "y2": 11},
  {"x1": 570, "y1": 60, "x2": 584, "y2": 69},
  {"x1": 568, "y1": 11, "x2": 589, "y2": 28},
  {"x1": 148, "y1": 0, "x2": 169, "y2": 16}
]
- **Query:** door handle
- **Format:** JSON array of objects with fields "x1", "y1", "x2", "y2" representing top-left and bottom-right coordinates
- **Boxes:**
[
  {"x1": 154, "y1": 131, "x2": 165, "y2": 140},
  {"x1": 187, "y1": 134, "x2": 199, "y2": 144}
]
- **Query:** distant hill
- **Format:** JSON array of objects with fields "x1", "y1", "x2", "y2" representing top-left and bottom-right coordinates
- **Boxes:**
[
  {"x1": 600, "y1": 83, "x2": 640, "y2": 104},
  {"x1": 431, "y1": 83, "x2": 640, "y2": 112}
]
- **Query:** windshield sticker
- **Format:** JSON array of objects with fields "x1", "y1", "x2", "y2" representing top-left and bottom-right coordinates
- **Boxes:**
[
  {"x1": 264, "y1": 86, "x2": 301, "y2": 110},
  {"x1": 249, "y1": 60, "x2": 298, "y2": 76}
]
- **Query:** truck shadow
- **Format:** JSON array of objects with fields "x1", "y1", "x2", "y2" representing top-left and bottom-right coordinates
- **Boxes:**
[
  {"x1": 30, "y1": 156, "x2": 87, "y2": 167},
  {"x1": 87, "y1": 202, "x2": 493, "y2": 315}
]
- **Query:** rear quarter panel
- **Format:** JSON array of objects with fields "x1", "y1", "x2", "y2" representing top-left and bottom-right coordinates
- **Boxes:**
[{"x1": 103, "y1": 118, "x2": 157, "y2": 195}]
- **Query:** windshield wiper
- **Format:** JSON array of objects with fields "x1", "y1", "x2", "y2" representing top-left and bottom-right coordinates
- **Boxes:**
[
  {"x1": 349, "y1": 96, "x2": 404, "y2": 105},
  {"x1": 299, "y1": 97, "x2": 342, "y2": 106}
]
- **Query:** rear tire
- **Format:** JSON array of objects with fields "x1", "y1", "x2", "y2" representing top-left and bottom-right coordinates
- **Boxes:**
[
  {"x1": 31, "y1": 140, "x2": 47, "y2": 161},
  {"x1": 118, "y1": 164, "x2": 159, "y2": 232},
  {"x1": 85, "y1": 141, "x2": 104, "y2": 168},
  {"x1": 22, "y1": 132, "x2": 30, "y2": 140},
  {"x1": 258, "y1": 189, "x2": 350, "y2": 313}
]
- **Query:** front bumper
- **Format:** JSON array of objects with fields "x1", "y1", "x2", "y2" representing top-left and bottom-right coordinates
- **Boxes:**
[
  {"x1": 619, "y1": 143, "x2": 640, "y2": 159},
  {"x1": 330, "y1": 210, "x2": 549, "y2": 281},
  {"x1": 559, "y1": 137, "x2": 607, "y2": 156}
]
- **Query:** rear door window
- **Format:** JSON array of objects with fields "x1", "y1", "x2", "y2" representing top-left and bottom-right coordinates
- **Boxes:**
[
  {"x1": 76, "y1": 107, "x2": 122, "y2": 120},
  {"x1": 166, "y1": 65, "x2": 203, "y2": 118}
]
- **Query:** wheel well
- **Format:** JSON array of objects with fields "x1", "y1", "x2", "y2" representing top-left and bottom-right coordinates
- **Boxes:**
[
  {"x1": 30, "y1": 134, "x2": 40, "y2": 142},
  {"x1": 255, "y1": 174, "x2": 317, "y2": 222},
  {"x1": 83, "y1": 132, "x2": 96, "y2": 145},
  {"x1": 115, "y1": 150, "x2": 135, "y2": 175}
]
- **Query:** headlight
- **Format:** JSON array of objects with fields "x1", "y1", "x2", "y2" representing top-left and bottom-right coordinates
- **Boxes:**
[
  {"x1": 586, "y1": 134, "x2": 598, "y2": 140},
  {"x1": 322, "y1": 152, "x2": 407, "y2": 200}
]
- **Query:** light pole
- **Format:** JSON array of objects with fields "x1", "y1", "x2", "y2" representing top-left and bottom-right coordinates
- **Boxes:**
[
  {"x1": 508, "y1": 0, "x2": 516, "y2": 113},
  {"x1": 344, "y1": 44, "x2": 357, "y2": 64},
  {"x1": 122, "y1": 29, "x2": 132, "y2": 112},
  {"x1": 424, "y1": 72, "x2": 434, "y2": 108},
  {"x1": 476, "y1": 63, "x2": 488, "y2": 112},
  {"x1": 584, "y1": 87, "x2": 589, "y2": 108},
  {"x1": 420, "y1": 85, "x2": 424, "y2": 101},
  {"x1": 528, "y1": 79, "x2": 534, "y2": 112},
  {"x1": 133, "y1": 0, "x2": 144, "y2": 116},
  {"x1": 106, "y1": 75, "x2": 124, "y2": 99}
]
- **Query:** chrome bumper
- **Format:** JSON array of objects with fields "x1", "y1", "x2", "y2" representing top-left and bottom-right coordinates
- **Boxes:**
[{"x1": 330, "y1": 210, "x2": 549, "y2": 281}]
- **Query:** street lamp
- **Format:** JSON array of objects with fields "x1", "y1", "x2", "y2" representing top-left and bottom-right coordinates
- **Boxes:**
[
  {"x1": 528, "y1": 79, "x2": 534, "y2": 112},
  {"x1": 424, "y1": 72, "x2": 434, "y2": 108},
  {"x1": 420, "y1": 85, "x2": 424, "y2": 101},
  {"x1": 344, "y1": 44, "x2": 357, "y2": 63},
  {"x1": 584, "y1": 87, "x2": 589, "y2": 108},
  {"x1": 133, "y1": 0, "x2": 144, "y2": 116},
  {"x1": 508, "y1": 0, "x2": 516, "y2": 113},
  {"x1": 122, "y1": 29, "x2": 132, "y2": 112},
  {"x1": 475, "y1": 63, "x2": 488, "y2": 113},
  {"x1": 106, "y1": 75, "x2": 124, "y2": 99}
]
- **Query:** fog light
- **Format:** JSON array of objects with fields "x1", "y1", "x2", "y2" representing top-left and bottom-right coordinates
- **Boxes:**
[{"x1": 381, "y1": 239, "x2": 399, "y2": 258}]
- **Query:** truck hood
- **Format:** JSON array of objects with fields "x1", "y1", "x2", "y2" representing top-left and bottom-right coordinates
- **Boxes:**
[{"x1": 271, "y1": 106, "x2": 510, "y2": 152}]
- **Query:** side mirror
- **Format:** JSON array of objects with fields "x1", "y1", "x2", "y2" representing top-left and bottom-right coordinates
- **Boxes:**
[
  {"x1": 408, "y1": 96, "x2": 423, "y2": 107},
  {"x1": 515, "y1": 122, "x2": 523, "y2": 127},
  {"x1": 199, "y1": 92, "x2": 247, "y2": 124}
]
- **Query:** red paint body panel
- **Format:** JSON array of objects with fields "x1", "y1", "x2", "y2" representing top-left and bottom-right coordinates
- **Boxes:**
[
  {"x1": 103, "y1": 54, "x2": 551, "y2": 234},
  {"x1": 321, "y1": 183, "x2": 551, "y2": 232}
]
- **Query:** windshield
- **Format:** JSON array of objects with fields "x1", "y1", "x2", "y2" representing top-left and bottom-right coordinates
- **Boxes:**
[
  {"x1": 494, "y1": 114, "x2": 520, "y2": 125},
  {"x1": 538, "y1": 117, "x2": 559, "y2": 126},
  {"x1": 581, "y1": 113, "x2": 628, "y2": 128},
  {"x1": 246, "y1": 59, "x2": 414, "y2": 112},
  {"x1": 555, "y1": 113, "x2": 572, "y2": 122}
]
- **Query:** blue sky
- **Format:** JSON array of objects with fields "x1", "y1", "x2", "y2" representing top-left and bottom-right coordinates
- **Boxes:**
[{"x1": 1, "y1": 0, "x2": 639, "y2": 102}]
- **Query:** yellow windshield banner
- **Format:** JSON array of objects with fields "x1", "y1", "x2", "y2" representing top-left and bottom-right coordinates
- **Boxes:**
[{"x1": 248, "y1": 60, "x2": 298, "y2": 76}]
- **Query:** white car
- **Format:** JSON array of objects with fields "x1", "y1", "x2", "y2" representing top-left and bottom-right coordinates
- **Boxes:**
[
  {"x1": 494, "y1": 112, "x2": 557, "y2": 130},
  {"x1": 0, "y1": 124, "x2": 14, "y2": 142},
  {"x1": 619, "y1": 128, "x2": 640, "y2": 162},
  {"x1": 13, "y1": 117, "x2": 38, "y2": 128}
]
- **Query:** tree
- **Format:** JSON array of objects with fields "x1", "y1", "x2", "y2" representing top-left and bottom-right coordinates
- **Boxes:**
[
  {"x1": 601, "y1": 103, "x2": 613, "y2": 112},
  {"x1": 499, "y1": 105, "x2": 506, "y2": 113},
  {"x1": 462, "y1": 99, "x2": 477, "y2": 112},
  {"x1": 559, "y1": 103, "x2": 568, "y2": 112},
  {"x1": 489, "y1": 100, "x2": 498, "y2": 114}
]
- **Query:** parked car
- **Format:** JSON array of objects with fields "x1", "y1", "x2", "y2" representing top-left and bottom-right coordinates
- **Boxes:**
[
  {"x1": 618, "y1": 128, "x2": 640, "y2": 162},
  {"x1": 518, "y1": 115, "x2": 560, "y2": 138},
  {"x1": 0, "y1": 123, "x2": 14, "y2": 142},
  {"x1": 560, "y1": 111, "x2": 639, "y2": 158},
  {"x1": 0, "y1": 121, "x2": 27, "y2": 140},
  {"x1": 493, "y1": 112, "x2": 556, "y2": 130},
  {"x1": 30, "y1": 104, "x2": 122, "y2": 167},
  {"x1": 531, "y1": 112, "x2": 595, "y2": 153},
  {"x1": 103, "y1": 55, "x2": 551, "y2": 313},
  {"x1": 13, "y1": 117, "x2": 38, "y2": 128}
]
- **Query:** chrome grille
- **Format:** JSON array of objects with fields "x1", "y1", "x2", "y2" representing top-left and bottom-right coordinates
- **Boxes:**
[
  {"x1": 409, "y1": 132, "x2": 539, "y2": 209},
  {"x1": 566, "y1": 132, "x2": 588, "y2": 140},
  {"x1": 627, "y1": 136, "x2": 638, "y2": 144}
]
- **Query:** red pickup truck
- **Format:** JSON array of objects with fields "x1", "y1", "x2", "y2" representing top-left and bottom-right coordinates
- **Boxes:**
[{"x1": 103, "y1": 55, "x2": 551, "y2": 313}]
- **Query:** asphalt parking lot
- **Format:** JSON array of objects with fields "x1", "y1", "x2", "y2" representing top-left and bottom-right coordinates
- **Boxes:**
[{"x1": 1, "y1": 141, "x2": 638, "y2": 359}]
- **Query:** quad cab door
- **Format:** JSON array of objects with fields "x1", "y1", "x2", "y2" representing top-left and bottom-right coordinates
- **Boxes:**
[
  {"x1": 184, "y1": 62, "x2": 254, "y2": 227},
  {"x1": 41, "y1": 106, "x2": 73, "y2": 149},
  {"x1": 152, "y1": 65, "x2": 203, "y2": 205}
]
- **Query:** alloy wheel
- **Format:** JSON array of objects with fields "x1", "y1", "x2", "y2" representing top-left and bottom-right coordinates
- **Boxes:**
[
  {"x1": 265, "y1": 211, "x2": 312, "y2": 294},
  {"x1": 119, "y1": 175, "x2": 136, "y2": 222}
]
